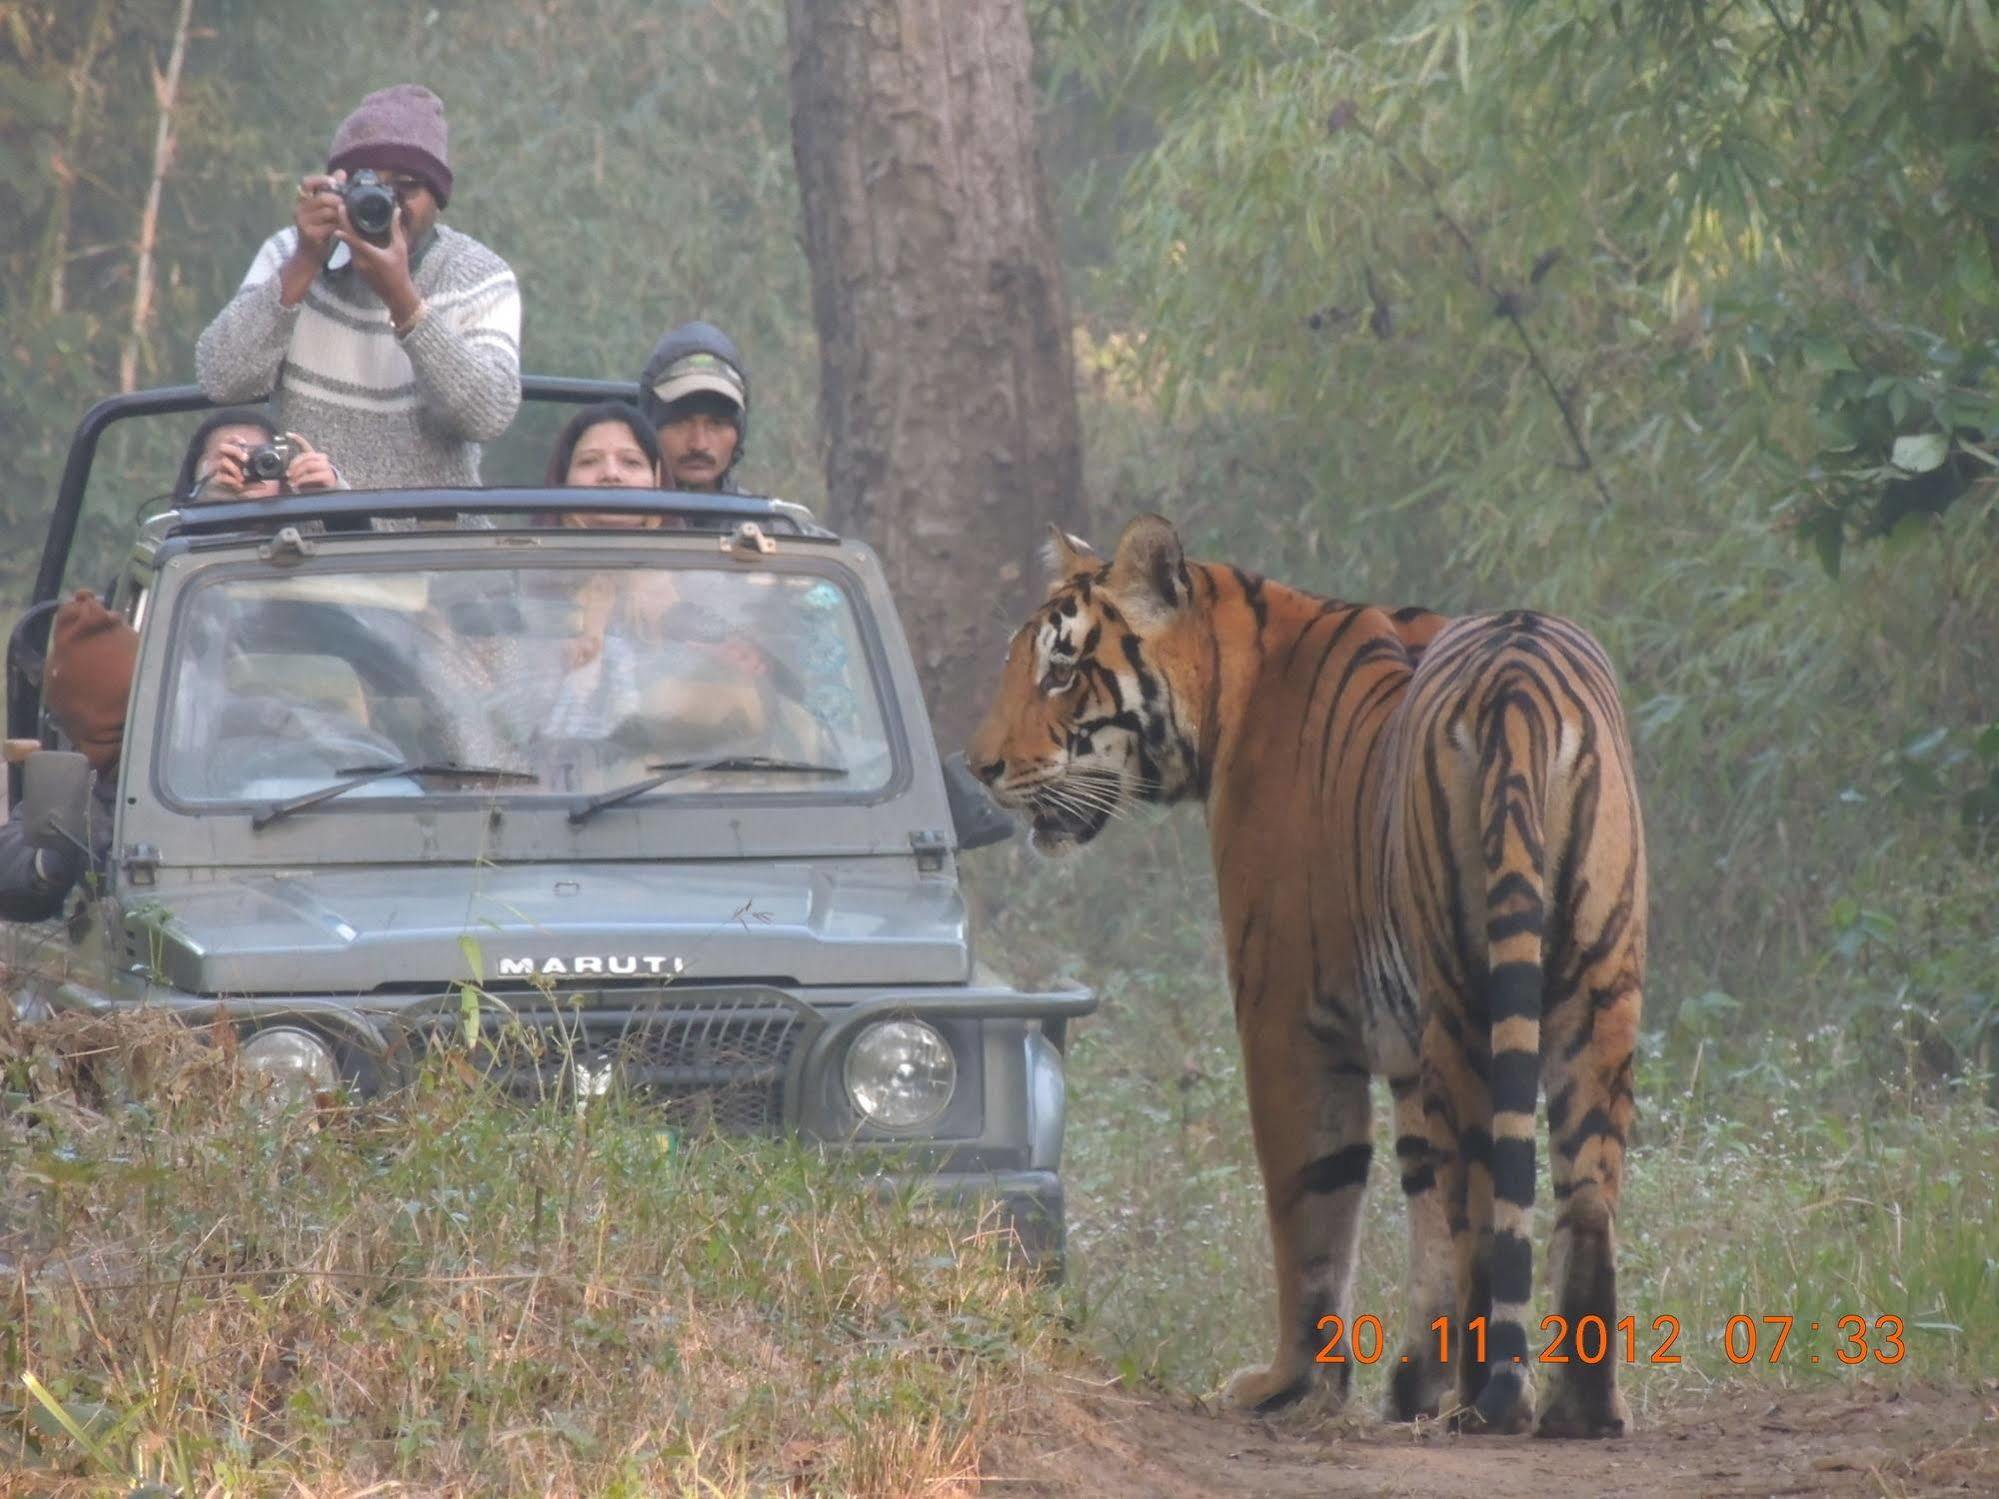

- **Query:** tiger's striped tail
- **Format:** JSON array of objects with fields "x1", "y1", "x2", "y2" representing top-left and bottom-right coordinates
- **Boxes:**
[{"x1": 1472, "y1": 679, "x2": 1549, "y2": 1429}]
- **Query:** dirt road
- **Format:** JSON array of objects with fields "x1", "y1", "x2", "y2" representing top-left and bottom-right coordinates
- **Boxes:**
[{"x1": 991, "y1": 1377, "x2": 1999, "y2": 1497}]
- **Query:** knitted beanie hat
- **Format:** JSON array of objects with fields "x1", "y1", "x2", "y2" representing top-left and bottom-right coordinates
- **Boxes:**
[
  {"x1": 327, "y1": 84, "x2": 453, "y2": 207},
  {"x1": 44, "y1": 590, "x2": 139, "y2": 773}
]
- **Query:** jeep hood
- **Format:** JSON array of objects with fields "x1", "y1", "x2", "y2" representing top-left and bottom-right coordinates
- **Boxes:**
[{"x1": 138, "y1": 859, "x2": 969, "y2": 996}]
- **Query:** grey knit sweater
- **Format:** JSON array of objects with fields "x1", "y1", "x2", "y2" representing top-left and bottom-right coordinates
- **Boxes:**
[{"x1": 195, "y1": 225, "x2": 522, "y2": 490}]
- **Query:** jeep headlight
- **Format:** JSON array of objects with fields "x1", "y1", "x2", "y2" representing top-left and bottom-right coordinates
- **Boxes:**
[
  {"x1": 843, "y1": 1019, "x2": 955, "y2": 1128},
  {"x1": 241, "y1": 1026, "x2": 337, "y2": 1104}
]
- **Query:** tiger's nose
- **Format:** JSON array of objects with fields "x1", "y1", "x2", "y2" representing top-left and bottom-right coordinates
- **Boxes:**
[{"x1": 971, "y1": 757, "x2": 1005, "y2": 785}]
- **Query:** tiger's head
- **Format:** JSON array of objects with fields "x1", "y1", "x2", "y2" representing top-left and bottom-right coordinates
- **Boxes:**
[{"x1": 966, "y1": 514, "x2": 1204, "y2": 856}]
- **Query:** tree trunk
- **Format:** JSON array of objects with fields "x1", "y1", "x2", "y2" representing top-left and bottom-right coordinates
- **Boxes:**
[
  {"x1": 120, "y1": 0, "x2": 194, "y2": 393},
  {"x1": 786, "y1": 0, "x2": 1085, "y2": 748},
  {"x1": 38, "y1": 0, "x2": 116, "y2": 318}
]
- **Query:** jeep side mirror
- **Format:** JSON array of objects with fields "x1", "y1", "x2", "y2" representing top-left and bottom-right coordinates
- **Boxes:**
[
  {"x1": 22, "y1": 749, "x2": 93, "y2": 853},
  {"x1": 941, "y1": 750, "x2": 1015, "y2": 851},
  {"x1": 5, "y1": 598, "x2": 63, "y2": 805}
]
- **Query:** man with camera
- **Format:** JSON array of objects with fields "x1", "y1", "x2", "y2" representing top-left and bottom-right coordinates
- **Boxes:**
[
  {"x1": 195, "y1": 84, "x2": 521, "y2": 492},
  {"x1": 174, "y1": 409, "x2": 343, "y2": 504},
  {"x1": 205, "y1": 432, "x2": 340, "y2": 500}
]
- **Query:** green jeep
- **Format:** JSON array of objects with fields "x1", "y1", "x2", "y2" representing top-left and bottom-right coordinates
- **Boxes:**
[{"x1": 5, "y1": 378, "x2": 1091, "y2": 1267}]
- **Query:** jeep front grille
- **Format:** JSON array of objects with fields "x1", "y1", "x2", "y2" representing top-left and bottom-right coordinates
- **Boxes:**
[{"x1": 431, "y1": 998, "x2": 818, "y2": 1134}]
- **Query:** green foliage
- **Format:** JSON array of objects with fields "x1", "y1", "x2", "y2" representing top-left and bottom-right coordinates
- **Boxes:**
[
  {"x1": 1041, "y1": 0, "x2": 1999, "y2": 567},
  {"x1": 1026, "y1": 0, "x2": 1999, "y2": 1038},
  {"x1": 1786, "y1": 329, "x2": 1999, "y2": 577}
]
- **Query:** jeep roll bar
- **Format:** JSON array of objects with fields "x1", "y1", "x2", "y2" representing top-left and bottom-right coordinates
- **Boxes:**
[
  {"x1": 9, "y1": 376, "x2": 814, "y2": 756},
  {"x1": 30, "y1": 376, "x2": 641, "y2": 611},
  {"x1": 164, "y1": 487, "x2": 820, "y2": 538}
]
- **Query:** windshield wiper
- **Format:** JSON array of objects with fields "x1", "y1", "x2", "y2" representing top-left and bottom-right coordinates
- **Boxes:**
[
  {"x1": 252, "y1": 762, "x2": 539, "y2": 830},
  {"x1": 568, "y1": 755, "x2": 847, "y2": 826}
]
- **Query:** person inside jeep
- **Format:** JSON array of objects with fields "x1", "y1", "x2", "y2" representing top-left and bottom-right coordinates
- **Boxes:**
[
  {"x1": 536, "y1": 399, "x2": 786, "y2": 719},
  {"x1": 638, "y1": 322, "x2": 748, "y2": 493},
  {"x1": 0, "y1": 592, "x2": 137, "y2": 921},
  {"x1": 151, "y1": 554, "x2": 886, "y2": 807},
  {"x1": 173, "y1": 408, "x2": 344, "y2": 504},
  {"x1": 546, "y1": 401, "x2": 664, "y2": 513},
  {"x1": 543, "y1": 401, "x2": 675, "y2": 688}
]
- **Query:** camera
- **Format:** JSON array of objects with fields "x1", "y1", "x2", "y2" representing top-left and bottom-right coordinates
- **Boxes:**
[
  {"x1": 242, "y1": 435, "x2": 299, "y2": 484},
  {"x1": 338, "y1": 168, "x2": 398, "y2": 244}
]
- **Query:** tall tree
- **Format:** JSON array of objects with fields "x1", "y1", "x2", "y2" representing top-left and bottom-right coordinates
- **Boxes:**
[{"x1": 786, "y1": 0, "x2": 1084, "y2": 744}]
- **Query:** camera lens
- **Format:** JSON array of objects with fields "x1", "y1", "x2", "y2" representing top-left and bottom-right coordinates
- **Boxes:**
[
  {"x1": 344, "y1": 173, "x2": 396, "y2": 240},
  {"x1": 245, "y1": 443, "x2": 286, "y2": 482}
]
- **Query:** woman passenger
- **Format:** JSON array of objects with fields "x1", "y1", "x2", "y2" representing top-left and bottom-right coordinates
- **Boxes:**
[
  {"x1": 544, "y1": 402, "x2": 684, "y2": 666},
  {"x1": 535, "y1": 402, "x2": 774, "y2": 764},
  {"x1": 525, "y1": 402, "x2": 669, "y2": 738},
  {"x1": 545, "y1": 402, "x2": 665, "y2": 526}
]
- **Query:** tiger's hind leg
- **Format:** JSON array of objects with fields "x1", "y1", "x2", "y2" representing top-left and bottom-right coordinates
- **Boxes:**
[
  {"x1": 1222, "y1": 1049, "x2": 1374, "y2": 1415},
  {"x1": 1534, "y1": 967, "x2": 1641, "y2": 1439},
  {"x1": 1386, "y1": 1075, "x2": 1453, "y2": 1421},
  {"x1": 1423, "y1": 1011, "x2": 1536, "y2": 1435}
]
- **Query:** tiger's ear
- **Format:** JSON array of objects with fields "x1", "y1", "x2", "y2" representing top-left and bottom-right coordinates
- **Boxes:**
[
  {"x1": 1042, "y1": 524, "x2": 1102, "y2": 592},
  {"x1": 1107, "y1": 513, "x2": 1188, "y2": 624}
]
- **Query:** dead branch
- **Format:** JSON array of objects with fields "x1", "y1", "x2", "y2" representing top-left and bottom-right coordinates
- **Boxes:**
[{"x1": 1342, "y1": 111, "x2": 1617, "y2": 509}]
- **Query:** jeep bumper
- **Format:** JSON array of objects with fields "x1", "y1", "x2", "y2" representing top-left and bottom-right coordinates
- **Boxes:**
[{"x1": 32, "y1": 977, "x2": 1090, "y2": 1268}]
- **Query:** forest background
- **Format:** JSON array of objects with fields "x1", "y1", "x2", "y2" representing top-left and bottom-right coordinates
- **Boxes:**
[{"x1": 1, "y1": 0, "x2": 1996, "y2": 1483}]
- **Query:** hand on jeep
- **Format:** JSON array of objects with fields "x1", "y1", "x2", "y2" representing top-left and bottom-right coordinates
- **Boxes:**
[
  {"x1": 283, "y1": 434, "x2": 340, "y2": 494},
  {"x1": 336, "y1": 201, "x2": 419, "y2": 325}
]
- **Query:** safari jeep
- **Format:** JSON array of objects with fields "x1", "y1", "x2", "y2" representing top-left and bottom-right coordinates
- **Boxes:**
[{"x1": 4, "y1": 379, "x2": 1090, "y2": 1265}]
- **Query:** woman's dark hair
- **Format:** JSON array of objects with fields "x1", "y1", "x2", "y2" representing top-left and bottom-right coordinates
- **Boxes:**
[
  {"x1": 544, "y1": 401, "x2": 661, "y2": 486},
  {"x1": 174, "y1": 407, "x2": 277, "y2": 503}
]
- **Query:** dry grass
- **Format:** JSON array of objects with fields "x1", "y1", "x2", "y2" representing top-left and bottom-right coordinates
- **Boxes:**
[{"x1": 0, "y1": 1013, "x2": 1066, "y2": 1496}]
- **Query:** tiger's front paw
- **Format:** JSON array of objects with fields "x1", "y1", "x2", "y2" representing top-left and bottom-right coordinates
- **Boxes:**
[{"x1": 1221, "y1": 1362, "x2": 1313, "y2": 1414}]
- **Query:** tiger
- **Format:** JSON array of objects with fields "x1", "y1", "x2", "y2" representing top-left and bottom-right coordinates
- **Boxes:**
[{"x1": 967, "y1": 514, "x2": 1646, "y2": 1439}]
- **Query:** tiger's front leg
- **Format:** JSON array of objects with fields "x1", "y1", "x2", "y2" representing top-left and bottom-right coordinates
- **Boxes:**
[{"x1": 1222, "y1": 1034, "x2": 1374, "y2": 1415}]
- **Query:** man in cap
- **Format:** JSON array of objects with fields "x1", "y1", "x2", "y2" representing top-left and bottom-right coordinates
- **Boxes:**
[
  {"x1": 196, "y1": 84, "x2": 522, "y2": 491},
  {"x1": 0, "y1": 592, "x2": 138, "y2": 922},
  {"x1": 639, "y1": 322, "x2": 750, "y2": 493}
]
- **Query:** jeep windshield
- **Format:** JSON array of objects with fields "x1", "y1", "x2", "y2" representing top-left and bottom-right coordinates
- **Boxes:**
[{"x1": 156, "y1": 560, "x2": 895, "y2": 808}]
